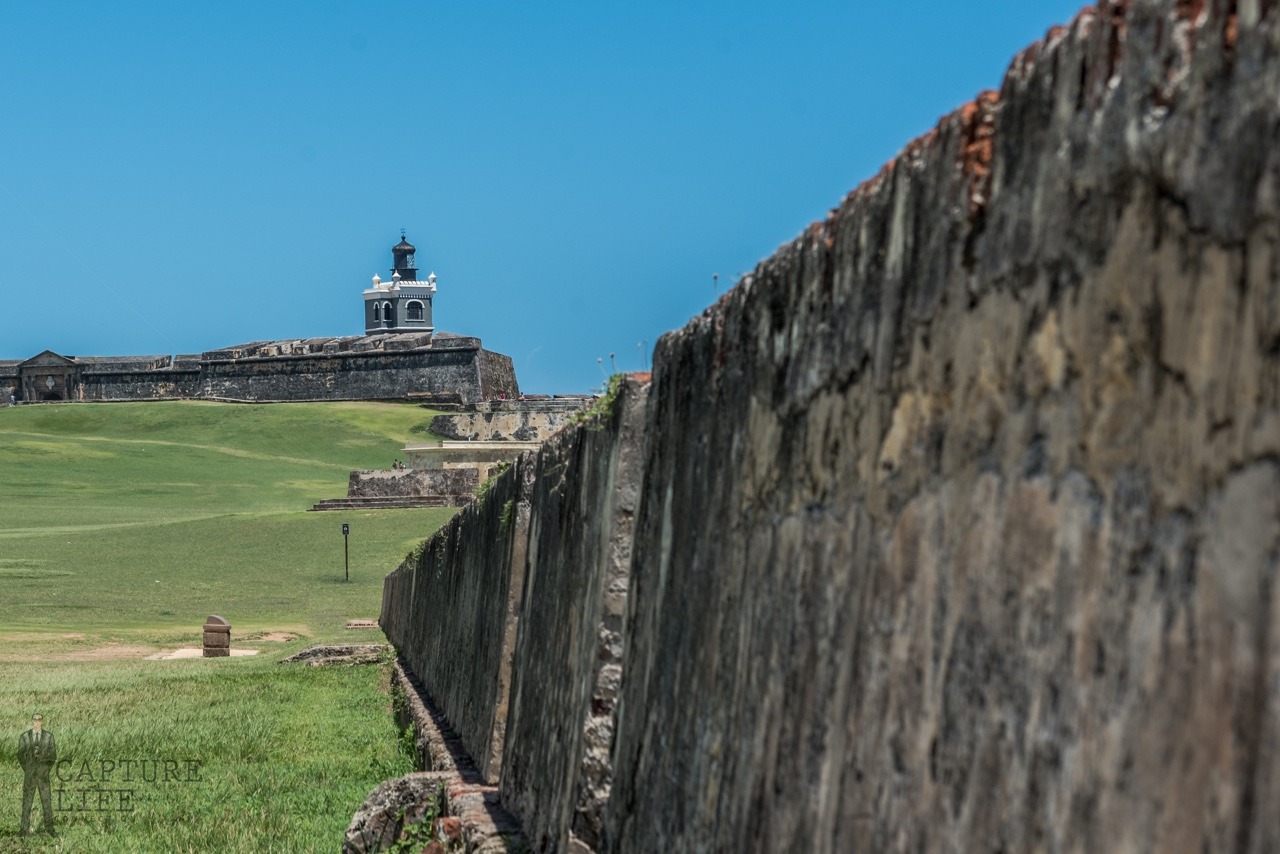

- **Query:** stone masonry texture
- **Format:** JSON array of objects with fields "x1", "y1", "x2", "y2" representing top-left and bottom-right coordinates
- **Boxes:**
[
  {"x1": 606, "y1": 2, "x2": 1280, "y2": 850},
  {"x1": 197, "y1": 344, "x2": 505, "y2": 404},
  {"x1": 499, "y1": 378, "x2": 648, "y2": 852},
  {"x1": 380, "y1": 454, "x2": 535, "y2": 785},
  {"x1": 429, "y1": 404, "x2": 589, "y2": 444},
  {"x1": 0, "y1": 334, "x2": 518, "y2": 404},
  {"x1": 379, "y1": 1, "x2": 1280, "y2": 851},
  {"x1": 347, "y1": 469, "x2": 479, "y2": 499}
]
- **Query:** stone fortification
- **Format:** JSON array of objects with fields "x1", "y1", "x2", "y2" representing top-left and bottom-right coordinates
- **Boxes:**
[
  {"x1": 499, "y1": 379, "x2": 647, "y2": 851},
  {"x1": 347, "y1": 469, "x2": 479, "y2": 500},
  {"x1": 377, "y1": 1, "x2": 1280, "y2": 850},
  {"x1": 429, "y1": 397, "x2": 593, "y2": 443},
  {"x1": 378, "y1": 378, "x2": 647, "y2": 851},
  {"x1": 379, "y1": 453, "x2": 535, "y2": 784},
  {"x1": 0, "y1": 331, "x2": 517, "y2": 405}
]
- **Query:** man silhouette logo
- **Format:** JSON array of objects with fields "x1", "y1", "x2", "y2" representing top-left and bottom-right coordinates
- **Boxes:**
[{"x1": 17, "y1": 713, "x2": 56, "y2": 836}]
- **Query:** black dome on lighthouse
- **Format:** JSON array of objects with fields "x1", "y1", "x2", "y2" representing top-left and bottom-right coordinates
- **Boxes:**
[{"x1": 391, "y1": 233, "x2": 419, "y2": 280}]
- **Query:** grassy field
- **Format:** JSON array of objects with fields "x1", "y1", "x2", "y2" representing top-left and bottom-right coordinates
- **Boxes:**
[{"x1": 0, "y1": 401, "x2": 458, "y2": 852}]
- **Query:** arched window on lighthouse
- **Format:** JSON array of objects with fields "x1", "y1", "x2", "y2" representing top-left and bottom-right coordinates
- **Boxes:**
[
  {"x1": 373, "y1": 302, "x2": 381, "y2": 322},
  {"x1": 406, "y1": 300, "x2": 424, "y2": 321},
  {"x1": 383, "y1": 302, "x2": 394, "y2": 326}
]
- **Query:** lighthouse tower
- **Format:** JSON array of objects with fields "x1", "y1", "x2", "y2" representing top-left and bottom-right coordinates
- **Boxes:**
[{"x1": 363, "y1": 233, "x2": 437, "y2": 334}]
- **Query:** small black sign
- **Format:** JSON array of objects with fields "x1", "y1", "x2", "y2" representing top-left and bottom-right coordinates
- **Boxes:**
[{"x1": 342, "y1": 524, "x2": 349, "y2": 536}]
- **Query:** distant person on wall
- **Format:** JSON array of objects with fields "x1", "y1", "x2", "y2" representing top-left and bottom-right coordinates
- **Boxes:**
[{"x1": 17, "y1": 713, "x2": 56, "y2": 836}]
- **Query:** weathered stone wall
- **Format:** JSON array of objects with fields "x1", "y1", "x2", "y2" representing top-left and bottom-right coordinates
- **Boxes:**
[
  {"x1": 499, "y1": 378, "x2": 648, "y2": 852},
  {"x1": 430, "y1": 405, "x2": 588, "y2": 443},
  {"x1": 79, "y1": 369, "x2": 202, "y2": 401},
  {"x1": 379, "y1": 453, "x2": 534, "y2": 783},
  {"x1": 0, "y1": 366, "x2": 18, "y2": 404},
  {"x1": 348, "y1": 468, "x2": 479, "y2": 498},
  {"x1": 2, "y1": 335, "x2": 518, "y2": 405},
  {"x1": 378, "y1": 2, "x2": 1280, "y2": 850},
  {"x1": 478, "y1": 349, "x2": 520, "y2": 401},
  {"x1": 198, "y1": 344, "x2": 498, "y2": 404},
  {"x1": 604, "y1": 2, "x2": 1280, "y2": 850}
]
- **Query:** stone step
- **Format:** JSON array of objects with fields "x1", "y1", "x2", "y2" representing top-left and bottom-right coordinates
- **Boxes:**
[{"x1": 309, "y1": 495, "x2": 472, "y2": 512}]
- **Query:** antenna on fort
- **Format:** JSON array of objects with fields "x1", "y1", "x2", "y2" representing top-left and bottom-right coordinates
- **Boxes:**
[
  {"x1": 609, "y1": 352, "x2": 618, "y2": 374},
  {"x1": 596, "y1": 357, "x2": 607, "y2": 379},
  {"x1": 400, "y1": 227, "x2": 406, "y2": 239}
]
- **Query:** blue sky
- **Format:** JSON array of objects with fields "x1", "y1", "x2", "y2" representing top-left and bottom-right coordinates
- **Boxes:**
[{"x1": 2, "y1": 1, "x2": 1087, "y2": 393}]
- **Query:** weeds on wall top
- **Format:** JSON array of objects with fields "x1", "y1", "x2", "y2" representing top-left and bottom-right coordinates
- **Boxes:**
[
  {"x1": 569, "y1": 373, "x2": 625, "y2": 431},
  {"x1": 405, "y1": 539, "x2": 428, "y2": 569},
  {"x1": 385, "y1": 788, "x2": 445, "y2": 854},
  {"x1": 474, "y1": 460, "x2": 512, "y2": 501}
]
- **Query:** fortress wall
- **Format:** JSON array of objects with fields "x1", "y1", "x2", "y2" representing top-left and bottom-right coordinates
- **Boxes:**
[
  {"x1": 0, "y1": 341, "x2": 520, "y2": 405},
  {"x1": 377, "y1": 1, "x2": 1280, "y2": 850},
  {"x1": 379, "y1": 452, "x2": 535, "y2": 783},
  {"x1": 0, "y1": 367, "x2": 17, "y2": 403},
  {"x1": 429, "y1": 406, "x2": 588, "y2": 443},
  {"x1": 604, "y1": 2, "x2": 1280, "y2": 850},
  {"x1": 197, "y1": 347, "x2": 502, "y2": 403},
  {"x1": 498, "y1": 378, "x2": 648, "y2": 851},
  {"x1": 79, "y1": 370, "x2": 201, "y2": 401},
  {"x1": 347, "y1": 468, "x2": 478, "y2": 498},
  {"x1": 477, "y1": 349, "x2": 520, "y2": 400}
]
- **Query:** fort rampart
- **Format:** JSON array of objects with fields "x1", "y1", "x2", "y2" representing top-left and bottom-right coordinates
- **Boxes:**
[
  {"x1": 429, "y1": 397, "x2": 593, "y2": 443},
  {"x1": 386, "y1": 0, "x2": 1280, "y2": 848},
  {"x1": 0, "y1": 333, "x2": 517, "y2": 405}
]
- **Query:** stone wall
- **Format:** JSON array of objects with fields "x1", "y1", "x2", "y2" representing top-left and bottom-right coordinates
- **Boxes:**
[
  {"x1": 605, "y1": 2, "x2": 1280, "y2": 850},
  {"x1": 348, "y1": 468, "x2": 479, "y2": 499},
  {"x1": 429, "y1": 403, "x2": 590, "y2": 443},
  {"x1": 0, "y1": 367, "x2": 17, "y2": 404},
  {"x1": 477, "y1": 349, "x2": 520, "y2": 401},
  {"x1": 379, "y1": 1, "x2": 1280, "y2": 850},
  {"x1": 499, "y1": 378, "x2": 647, "y2": 851},
  {"x1": 379, "y1": 453, "x2": 535, "y2": 783},
  {"x1": 197, "y1": 343, "x2": 504, "y2": 404},
  {"x1": 1, "y1": 334, "x2": 518, "y2": 405},
  {"x1": 79, "y1": 368, "x2": 202, "y2": 401}
]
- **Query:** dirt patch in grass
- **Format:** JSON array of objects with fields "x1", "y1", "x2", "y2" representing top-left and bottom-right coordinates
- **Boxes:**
[
  {"x1": 146, "y1": 648, "x2": 261, "y2": 660},
  {"x1": 241, "y1": 631, "x2": 299, "y2": 642}
]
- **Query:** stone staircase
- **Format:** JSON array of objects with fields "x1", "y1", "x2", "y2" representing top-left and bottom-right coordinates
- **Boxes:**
[{"x1": 309, "y1": 495, "x2": 472, "y2": 512}]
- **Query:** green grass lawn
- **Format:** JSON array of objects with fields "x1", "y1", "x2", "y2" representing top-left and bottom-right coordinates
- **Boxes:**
[{"x1": 0, "y1": 401, "x2": 457, "y2": 851}]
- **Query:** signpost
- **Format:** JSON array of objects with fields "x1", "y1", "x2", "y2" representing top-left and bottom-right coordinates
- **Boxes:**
[{"x1": 342, "y1": 523, "x2": 350, "y2": 582}]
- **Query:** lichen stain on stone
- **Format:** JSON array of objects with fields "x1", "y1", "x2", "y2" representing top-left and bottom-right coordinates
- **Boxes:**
[{"x1": 1030, "y1": 310, "x2": 1069, "y2": 394}]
